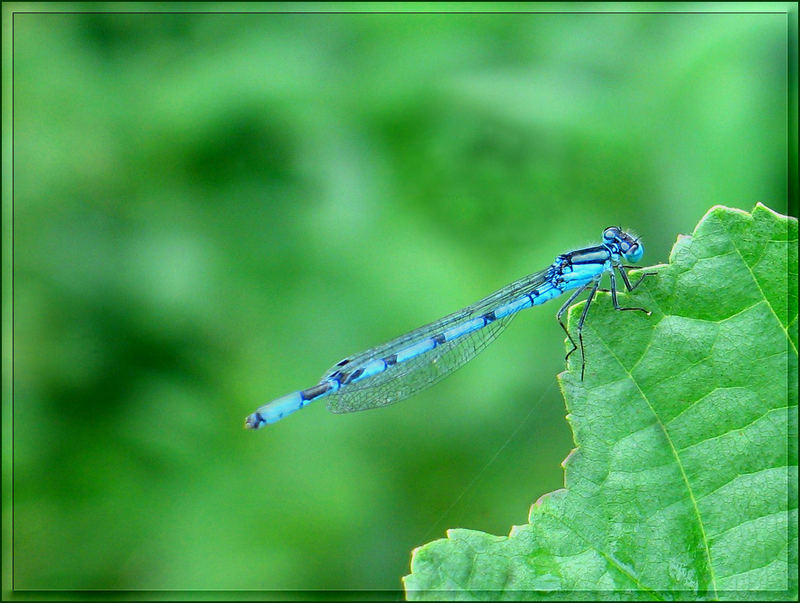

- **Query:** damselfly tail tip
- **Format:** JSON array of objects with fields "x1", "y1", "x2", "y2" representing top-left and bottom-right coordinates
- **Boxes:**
[{"x1": 244, "y1": 413, "x2": 265, "y2": 430}]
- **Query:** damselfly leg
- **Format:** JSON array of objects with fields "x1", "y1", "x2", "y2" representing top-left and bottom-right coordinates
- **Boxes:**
[
  {"x1": 567, "y1": 267, "x2": 656, "y2": 380},
  {"x1": 556, "y1": 281, "x2": 593, "y2": 370}
]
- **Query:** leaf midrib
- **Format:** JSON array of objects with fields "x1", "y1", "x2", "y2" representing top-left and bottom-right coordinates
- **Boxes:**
[{"x1": 593, "y1": 317, "x2": 720, "y2": 597}]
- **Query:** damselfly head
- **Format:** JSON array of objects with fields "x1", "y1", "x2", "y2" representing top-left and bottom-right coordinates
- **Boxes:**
[{"x1": 602, "y1": 226, "x2": 644, "y2": 263}]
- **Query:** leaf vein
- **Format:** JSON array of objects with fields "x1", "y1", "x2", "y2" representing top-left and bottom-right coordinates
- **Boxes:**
[
  {"x1": 539, "y1": 507, "x2": 662, "y2": 597},
  {"x1": 726, "y1": 226, "x2": 797, "y2": 356},
  {"x1": 675, "y1": 405, "x2": 790, "y2": 454},
  {"x1": 707, "y1": 509, "x2": 788, "y2": 544},
  {"x1": 593, "y1": 329, "x2": 720, "y2": 596}
]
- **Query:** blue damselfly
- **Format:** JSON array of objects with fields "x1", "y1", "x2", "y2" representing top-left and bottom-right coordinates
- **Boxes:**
[{"x1": 245, "y1": 227, "x2": 652, "y2": 429}]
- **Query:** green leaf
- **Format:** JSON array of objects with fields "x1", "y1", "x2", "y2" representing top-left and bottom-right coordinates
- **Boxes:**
[{"x1": 403, "y1": 203, "x2": 798, "y2": 600}]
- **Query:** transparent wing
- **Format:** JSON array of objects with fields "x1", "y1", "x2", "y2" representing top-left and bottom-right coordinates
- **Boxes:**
[
  {"x1": 326, "y1": 312, "x2": 517, "y2": 413},
  {"x1": 322, "y1": 267, "x2": 553, "y2": 413}
]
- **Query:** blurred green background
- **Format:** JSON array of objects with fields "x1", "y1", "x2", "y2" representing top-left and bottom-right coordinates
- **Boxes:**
[{"x1": 4, "y1": 3, "x2": 793, "y2": 594}]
